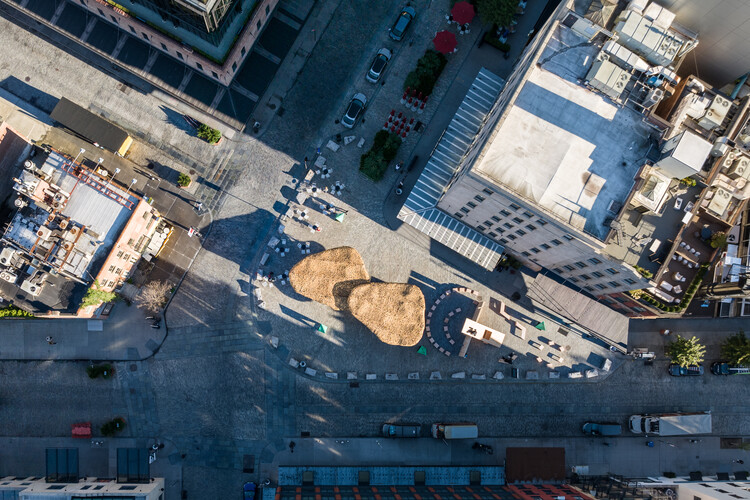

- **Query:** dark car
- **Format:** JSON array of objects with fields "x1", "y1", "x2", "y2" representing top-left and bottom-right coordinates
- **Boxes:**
[
  {"x1": 582, "y1": 422, "x2": 622, "y2": 436},
  {"x1": 367, "y1": 48, "x2": 392, "y2": 83},
  {"x1": 342, "y1": 93, "x2": 367, "y2": 128},
  {"x1": 668, "y1": 364, "x2": 704, "y2": 376},
  {"x1": 382, "y1": 423, "x2": 420, "y2": 438},
  {"x1": 711, "y1": 361, "x2": 750, "y2": 375},
  {"x1": 389, "y1": 6, "x2": 416, "y2": 41}
]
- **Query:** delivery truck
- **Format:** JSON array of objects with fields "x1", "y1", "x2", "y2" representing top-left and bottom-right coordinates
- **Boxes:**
[
  {"x1": 629, "y1": 412, "x2": 711, "y2": 436},
  {"x1": 431, "y1": 423, "x2": 478, "y2": 439}
]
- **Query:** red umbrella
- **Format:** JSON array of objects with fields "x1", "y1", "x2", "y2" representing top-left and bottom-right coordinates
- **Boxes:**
[
  {"x1": 451, "y1": 1, "x2": 475, "y2": 25},
  {"x1": 433, "y1": 30, "x2": 457, "y2": 54}
]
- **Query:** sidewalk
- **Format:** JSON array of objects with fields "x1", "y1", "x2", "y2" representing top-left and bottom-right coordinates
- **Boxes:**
[{"x1": 261, "y1": 436, "x2": 750, "y2": 481}]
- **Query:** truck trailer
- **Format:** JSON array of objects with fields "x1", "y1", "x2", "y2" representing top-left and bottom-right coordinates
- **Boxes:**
[{"x1": 629, "y1": 412, "x2": 711, "y2": 436}]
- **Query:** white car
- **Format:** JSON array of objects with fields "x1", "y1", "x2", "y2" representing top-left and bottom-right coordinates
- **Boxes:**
[
  {"x1": 366, "y1": 48, "x2": 392, "y2": 83},
  {"x1": 674, "y1": 197, "x2": 683, "y2": 210},
  {"x1": 342, "y1": 93, "x2": 367, "y2": 128}
]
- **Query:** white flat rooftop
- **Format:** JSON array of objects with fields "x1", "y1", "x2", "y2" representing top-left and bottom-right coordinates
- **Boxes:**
[{"x1": 472, "y1": 26, "x2": 652, "y2": 240}]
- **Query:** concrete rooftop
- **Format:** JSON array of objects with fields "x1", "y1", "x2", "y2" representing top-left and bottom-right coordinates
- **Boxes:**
[{"x1": 472, "y1": 22, "x2": 652, "y2": 241}]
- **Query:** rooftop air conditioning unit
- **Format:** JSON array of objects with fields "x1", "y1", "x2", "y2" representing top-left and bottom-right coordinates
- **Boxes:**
[
  {"x1": 36, "y1": 226, "x2": 52, "y2": 241},
  {"x1": 722, "y1": 151, "x2": 738, "y2": 168},
  {"x1": 727, "y1": 157, "x2": 750, "y2": 180}
]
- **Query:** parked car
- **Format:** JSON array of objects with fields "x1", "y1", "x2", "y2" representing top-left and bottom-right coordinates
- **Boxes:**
[
  {"x1": 668, "y1": 364, "x2": 704, "y2": 376},
  {"x1": 389, "y1": 6, "x2": 416, "y2": 41},
  {"x1": 710, "y1": 361, "x2": 750, "y2": 375},
  {"x1": 382, "y1": 423, "x2": 420, "y2": 438},
  {"x1": 367, "y1": 48, "x2": 392, "y2": 83},
  {"x1": 582, "y1": 422, "x2": 622, "y2": 436},
  {"x1": 342, "y1": 93, "x2": 367, "y2": 128}
]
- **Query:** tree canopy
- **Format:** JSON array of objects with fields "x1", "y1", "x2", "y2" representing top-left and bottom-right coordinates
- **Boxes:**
[
  {"x1": 476, "y1": 0, "x2": 519, "y2": 28},
  {"x1": 721, "y1": 331, "x2": 750, "y2": 367},
  {"x1": 667, "y1": 335, "x2": 706, "y2": 367}
]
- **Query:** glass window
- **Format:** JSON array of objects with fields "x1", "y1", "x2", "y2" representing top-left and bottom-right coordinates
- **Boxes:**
[
  {"x1": 491, "y1": 215, "x2": 501, "y2": 222},
  {"x1": 477, "y1": 225, "x2": 486, "y2": 232},
  {"x1": 624, "y1": 278, "x2": 636, "y2": 285},
  {"x1": 257, "y1": 20, "x2": 262, "y2": 30},
  {"x1": 606, "y1": 268, "x2": 619, "y2": 275},
  {"x1": 265, "y1": 5, "x2": 270, "y2": 15},
  {"x1": 483, "y1": 188, "x2": 494, "y2": 195},
  {"x1": 196, "y1": 62, "x2": 203, "y2": 70},
  {"x1": 526, "y1": 224, "x2": 536, "y2": 231},
  {"x1": 454, "y1": 212, "x2": 464, "y2": 219},
  {"x1": 516, "y1": 229, "x2": 526, "y2": 236},
  {"x1": 563, "y1": 264, "x2": 575, "y2": 271},
  {"x1": 176, "y1": 51, "x2": 183, "y2": 59},
  {"x1": 129, "y1": 25, "x2": 136, "y2": 34},
  {"x1": 540, "y1": 243, "x2": 550, "y2": 250},
  {"x1": 484, "y1": 220, "x2": 494, "y2": 227},
  {"x1": 241, "y1": 47, "x2": 246, "y2": 56},
  {"x1": 595, "y1": 283, "x2": 607, "y2": 290},
  {"x1": 592, "y1": 271, "x2": 604, "y2": 278},
  {"x1": 522, "y1": 251, "x2": 531, "y2": 257},
  {"x1": 232, "y1": 62, "x2": 238, "y2": 72},
  {"x1": 507, "y1": 234, "x2": 517, "y2": 241},
  {"x1": 142, "y1": 32, "x2": 149, "y2": 40},
  {"x1": 563, "y1": 234, "x2": 574, "y2": 241},
  {"x1": 609, "y1": 281, "x2": 620, "y2": 287},
  {"x1": 530, "y1": 247, "x2": 540, "y2": 254},
  {"x1": 575, "y1": 261, "x2": 587, "y2": 268},
  {"x1": 466, "y1": 201, "x2": 477, "y2": 209},
  {"x1": 503, "y1": 223, "x2": 514, "y2": 229},
  {"x1": 488, "y1": 232, "x2": 498, "y2": 238},
  {"x1": 509, "y1": 203, "x2": 521, "y2": 210},
  {"x1": 212, "y1": 71, "x2": 219, "y2": 79},
  {"x1": 460, "y1": 207, "x2": 470, "y2": 214},
  {"x1": 537, "y1": 219, "x2": 547, "y2": 226},
  {"x1": 553, "y1": 267, "x2": 564, "y2": 274},
  {"x1": 522, "y1": 210, "x2": 534, "y2": 218},
  {"x1": 474, "y1": 195, "x2": 485, "y2": 202},
  {"x1": 500, "y1": 209, "x2": 511, "y2": 217},
  {"x1": 551, "y1": 239, "x2": 562, "y2": 246},
  {"x1": 512, "y1": 217, "x2": 523, "y2": 224},
  {"x1": 589, "y1": 257, "x2": 602, "y2": 265},
  {"x1": 499, "y1": 238, "x2": 508, "y2": 244},
  {"x1": 580, "y1": 274, "x2": 590, "y2": 281},
  {"x1": 160, "y1": 43, "x2": 168, "y2": 51},
  {"x1": 568, "y1": 277, "x2": 579, "y2": 283}
]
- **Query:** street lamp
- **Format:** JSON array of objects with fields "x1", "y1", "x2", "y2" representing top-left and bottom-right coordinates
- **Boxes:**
[
  {"x1": 124, "y1": 178, "x2": 137, "y2": 197},
  {"x1": 104, "y1": 167, "x2": 120, "y2": 192},
  {"x1": 73, "y1": 148, "x2": 85, "y2": 165}
]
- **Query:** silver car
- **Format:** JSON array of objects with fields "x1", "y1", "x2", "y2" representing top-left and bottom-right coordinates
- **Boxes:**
[
  {"x1": 367, "y1": 48, "x2": 392, "y2": 83},
  {"x1": 342, "y1": 93, "x2": 367, "y2": 128},
  {"x1": 390, "y1": 6, "x2": 416, "y2": 41}
]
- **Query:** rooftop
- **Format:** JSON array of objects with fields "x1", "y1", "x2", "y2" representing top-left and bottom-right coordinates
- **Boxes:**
[{"x1": 472, "y1": 22, "x2": 651, "y2": 240}]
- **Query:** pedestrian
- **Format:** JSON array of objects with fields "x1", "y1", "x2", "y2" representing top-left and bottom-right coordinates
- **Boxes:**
[
  {"x1": 46, "y1": 336, "x2": 56, "y2": 345},
  {"x1": 733, "y1": 459, "x2": 745, "y2": 464},
  {"x1": 304, "y1": 157, "x2": 309, "y2": 169},
  {"x1": 289, "y1": 441, "x2": 296, "y2": 453}
]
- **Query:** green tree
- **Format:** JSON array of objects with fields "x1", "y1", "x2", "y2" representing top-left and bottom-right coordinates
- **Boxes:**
[
  {"x1": 667, "y1": 335, "x2": 706, "y2": 367},
  {"x1": 476, "y1": 0, "x2": 519, "y2": 28},
  {"x1": 177, "y1": 173, "x2": 192, "y2": 187},
  {"x1": 710, "y1": 231, "x2": 728, "y2": 249},
  {"x1": 197, "y1": 124, "x2": 222, "y2": 144},
  {"x1": 721, "y1": 331, "x2": 750, "y2": 367},
  {"x1": 382, "y1": 133, "x2": 403, "y2": 161},
  {"x1": 81, "y1": 280, "x2": 118, "y2": 308}
]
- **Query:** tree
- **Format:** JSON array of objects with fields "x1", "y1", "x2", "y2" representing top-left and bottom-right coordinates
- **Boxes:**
[
  {"x1": 721, "y1": 331, "x2": 750, "y2": 367},
  {"x1": 667, "y1": 335, "x2": 706, "y2": 367},
  {"x1": 476, "y1": 0, "x2": 519, "y2": 28},
  {"x1": 81, "y1": 280, "x2": 118, "y2": 308},
  {"x1": 710, "y1": 231, "x2": 728, "y2": 249},
  {"x1": 135, "y1": 280, "x2": 172, "y2": 314},
  {"x1": 177, "y1": 173, "x2": 192, "y2": 187}
]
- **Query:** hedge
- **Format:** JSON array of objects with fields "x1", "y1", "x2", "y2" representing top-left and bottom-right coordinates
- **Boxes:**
[
  {"x1": 359, "y1": 132, "x2": 403, "y2": 181},
  {"x1": 403, "y1": 50, "x2": 447, "y2": 96},
  {"x1": 483, "y1": 32, "x2": 511, "y2": 52},
  {"x1": 0, "y1": 305, "x2": 34, "y2": 318}
]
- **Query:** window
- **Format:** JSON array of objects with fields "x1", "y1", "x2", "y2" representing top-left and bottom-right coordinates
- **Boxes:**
[
  {"x1": 460, "y1": 207, "x2": 470, "y2": 214},
  {"x1": 512, "y1": 217, "x2": 523, "y2": 224},
  {"x1": 122, "y1": 254, "x2": 130, "y2": 261},
  {"x1": 584, "y1": 286, "x2": 595, "y2": 292},
  {"x1": 522, "y1": 210, "x2": 534, "y2": 218},
  {"x1": 569, "y1": 277, "x2": 579, "y2": 283},
  {"x1": 507, "y1": 234, "x2": 517, "y2": 241},
  {"x1": 483, "y1": 220, "x2": 494, "y2": 227},
  {"x1": 580, "y1": 274, "x2": 591, "y2": 281},
  {"x1": 491, "y1": 215, "x2": 501, "y2": 222},
  {"x1": 115, "y1": 268, "x2": 122, "y2": 275},
  {"x1": 466, "y1": 201, "x2": 477, "y2": 209},
  {"x1": 474, "y1": 195, "x2": 485, "y2": 202},
  {"x1": 552, "y1": 267, "x2": 564, "y2": 274},
  {"x1": 551, "y1": 239, "x2": 562, "y2": 246},
  {"x1": 212, "y1": 71, "x2": 219, "y2": 79},
  {"x1": 129, "y1": 25, "x2": 136, "y2": 34},
  {"x1": 509, "y1": 203, "x2": 521, "y2": 211},
  {"x1": 499, "y1": 238, "x2": 508, "y2": 244},
  {"x1": 482, "y1": 188, "x2": 494, "y2": 196},
  {"x1": 161, "y1": 43, "x2": 168, "y2": 51},
  {"x1": 142, "y1": 32, "x2": 149, "y2": 40},
  {"x1": 241, "y1": 47, "x2": 246, "y2": 56},
  {"x1": 563, "y1": 234, "x2": 574, "y2": 241},
  {"x1": 454, "y1": 212, "x2": 464, "y2": 219},
  {"x1": 595, "y1": 283, "x2": 607, "y2": 290},
  {"x1": 592, "y1": 271, "x2": 604, "y2": 278},
  {"x1": 116, "y1": 251, "x2": 124, "y2": 258},
  {"x1": 588, "y1": 257, "x2": 602, "y2": 265},
  {"x1": 127, "y1": 238, "x2": 135, "y2": 247},
  {"x1": 609, "y1": 281, "x2": 620, "y2": 288},
  {"x1": 522, "y1": 251, "x2": 531, "y2": 257},
  {"x1": 624, "y1": 278, "x2": 636, "y2": 285},
  {"x1": 540, "y1": 243, "x2": 550, "y2": 250},
  {"x1": 256, "y1": 20, "x2": 262, "y2": 30},
  {"x1": 111, "y1": 16, "x2": 119, "y2": 23},
  {"x1": 563, "y1": 264, "x2": 575, "y2": 271},
  {"x1": 108, "y1": 265, "x2": 116, "y2": 272},
  {"x1": 530, "y1": 247, "x2": 540, "y2": 254},
  {"x1": 605, "y1": 268, "x2": 619, "y2": 275},
  {"x1": 232, "y1": 62, "x2": 238, "y2": 72},
  {"x1": 488, "y1": 231, "x2": 498, "y2": 238},
  {"x1": 503, "y1": 223, "x2": 514, "y2": 229},
  {"x1": 516, "y1": 229, "x2": 526, "y2": 236},
  {"x1": 176, "y1": 51, "x2": 183, "y2": 59},
  {"x1": 477, "y1": 225, "x2": 486, "y2": 232},
  {"x1": 526, "y1": 224, "x2": 537, "y2": 231},
  {"x1": 574, "y1": 261, "x2": 587, "y2": 269},
  {"x1": 265, "y1": 5, "x2": 270, "y2": 15},
  {"x1": 196, "y1": 62, "x2": 204, "y2": 70},
  {"x1": 98, "y1": 8, "x2": 105, "y2": 15},
  {"x1": 537, "y1": 219, "x2": 547, "y2": 226}
]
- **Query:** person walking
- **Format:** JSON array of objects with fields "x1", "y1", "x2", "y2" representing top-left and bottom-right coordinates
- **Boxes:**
[{"x1": 46, "y1": 336, "x2": 56, "y2": 345}]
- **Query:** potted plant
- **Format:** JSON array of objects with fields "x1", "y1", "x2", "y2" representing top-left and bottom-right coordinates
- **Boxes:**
[
  {"x1": 100, "y1": 417, "x2": 126, "y2": 437},
  {"x1": 177, "y1": 173, "x2": 192, "y2": 188},
  {"x1": 197, "y1": 124, "x2": 222, "y2": 145}
]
